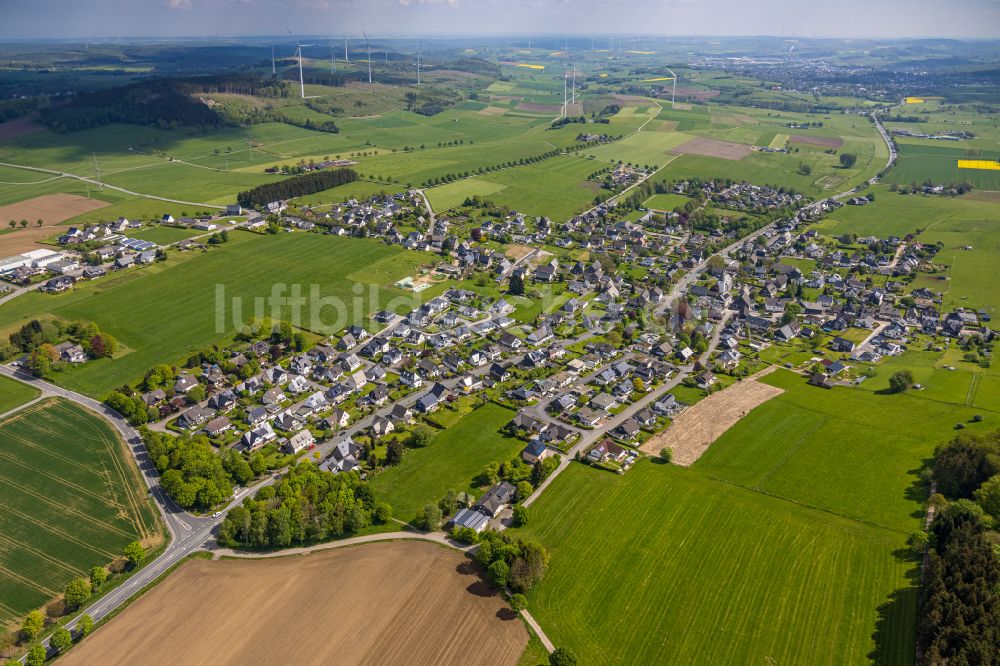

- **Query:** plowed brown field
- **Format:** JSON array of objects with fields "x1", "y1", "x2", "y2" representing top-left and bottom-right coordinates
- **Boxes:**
[{"x1": 62, "y1": 541, "x2": 527, "y2": 666}]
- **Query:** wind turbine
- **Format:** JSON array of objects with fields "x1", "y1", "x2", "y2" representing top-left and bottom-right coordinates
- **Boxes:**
[
  {"x1": 344, "y1": 37, "x2": 349, "y2": 62},
  {"x1": 288, "y1": 29, "x2": 312, "y2": 99},
  {"x1": 271, "y1": 44, "x2": 276, "y2": 76},
  {"x1": 415, "y1": 44, "x2": 422, "y2": 85},
  {"x1": 363, "y1": 32, "x2": 372, "y2": 84},
  {"x1": 571, "y1": 66, "x2": 577, "y2": 106},
  {"x1": 562, "y1": 68, "x2": 568, "y2": 118}
]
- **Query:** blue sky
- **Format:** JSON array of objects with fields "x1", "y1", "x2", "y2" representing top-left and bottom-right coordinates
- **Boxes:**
[{"x1": 2, "y1": 0, "x2": 999, "y2": 39}]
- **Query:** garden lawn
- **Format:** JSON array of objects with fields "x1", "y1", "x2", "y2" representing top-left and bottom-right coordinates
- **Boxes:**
[{"x1": 369, "y1": 403, "x2": 522, "y2": 523}]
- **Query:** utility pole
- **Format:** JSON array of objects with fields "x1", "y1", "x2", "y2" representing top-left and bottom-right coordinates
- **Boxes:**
[{"x1": 92, "y1": 153, "x2": 102, "y2": 190}]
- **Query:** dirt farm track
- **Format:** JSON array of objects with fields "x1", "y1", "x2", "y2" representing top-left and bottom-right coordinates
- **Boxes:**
[{"x1": 62, "y1": 541, "x2": 528, "y2": 666}]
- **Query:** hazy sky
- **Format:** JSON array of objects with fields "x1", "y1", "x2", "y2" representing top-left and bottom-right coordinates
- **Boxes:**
[{"x1": 2, "y1": 0, "x2": 999, "y2": 40}]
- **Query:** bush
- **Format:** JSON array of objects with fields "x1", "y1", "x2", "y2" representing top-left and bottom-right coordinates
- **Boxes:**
[
  {"x1": 419, "y1": 503, "x2": 442, "y2": 531},
  {"x1": 512, "y1": 505, "x2": 529, "y2": 527},
  {"x1": 451, "y1": 526, "x2": 479, "y2": 544},
  {"x1": 89, "y1": 566, "x2": 107, "y2": 591},
  {"x1": 374, "y1": 502, "x2": 393, "y2": 523},
  {"x1": 509, "y1": 592, "x2": 527, "y2": 612},
  {"x1": 660, "y1": 447, "x2": 673, "y2": 463}
]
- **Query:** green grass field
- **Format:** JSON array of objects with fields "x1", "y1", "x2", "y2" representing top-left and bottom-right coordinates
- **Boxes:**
[
  {"x1": 126, "y1": 226, "x2": 204, "y2": 245},
  {"x1": 0, "y1": 375, "x2": 40, "y2": 414},
  {"x1": 697, "y1": 369, "x2": 986, "y2": 532},
  {"x1": 0, "y1": 399, "x2": 160, "y2": 623},
  {"x1": 369, "y1": 403, "x2": 522, "y2": 523},
  {"x1": 885, "y1": 141, "x2": 1000, "y2": 191},
  {"x1": 512, "y1": 460, "x2": 917, "y2": 665},
  {"x1": 0, "y1": 232, "x2": 431, "y2": 397},
  {"x1": 508, "y1": 369, "x2": 992, "y2": 663},
  {"x1": 643, "y1": 192, "x2": 691, "y2": 211},
  {"x1": 425, "y1": 155, "x2": 600, "y2": 219}
]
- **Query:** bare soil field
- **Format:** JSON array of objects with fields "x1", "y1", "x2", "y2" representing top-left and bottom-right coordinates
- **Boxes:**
[
  {"x1": 612, "y1": 94, "x2": 649, "y2": 104},
  {"x1": 62, "y1": 541, "x2": 527, "y2": 666},
  {"x1": 478, "y1": 106, "x2": 509, "y2": 116},
  {"x1": 671, "y1": 137, "x2": 752, "y2": 161},
  {"x1": 676, "y1": 86, "x2": 719, "y2": 100},
  {"x1": 0, "y1": 194, "x2": 109, "y2": 254},
  {"x1": 505, "y1": 243, "x2": 535, "y2": 260},
  {"x1": 640, "y1": 367, "x2": 783, "y2": 465},
  {"x1": 0, "y1": 117, "x2": 44, "y2": 141},
  {"x1": 790, "y1": 134, "x2": 844, "y2": 149},
  {"x1": 516, "y1": 101, "x2": 563, "y2": 114}
]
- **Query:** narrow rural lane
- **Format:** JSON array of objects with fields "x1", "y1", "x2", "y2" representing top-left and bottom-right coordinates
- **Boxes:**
[{"x1": 213, "y1": 530, "x2": 473, "y2": 559}]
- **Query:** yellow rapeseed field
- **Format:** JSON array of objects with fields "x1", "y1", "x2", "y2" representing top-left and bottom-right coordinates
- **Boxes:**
[{"x1": 957, "y1": 159, "x2": 1000, "y2": 171}]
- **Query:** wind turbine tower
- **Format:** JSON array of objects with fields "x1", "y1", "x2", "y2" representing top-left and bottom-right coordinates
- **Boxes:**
[
  {"x1": 271, "y1": 45, "x2": 276, "y2": 76},
  {"x1": 562, "y1": 69, "x2": 568, "y2": 118},
  {"x1": 288, "y1": 30, "x2": 312, "y2": 99},
  {"x1": 344, "y1": 37, "x2": 349, "y2": 62},
  {"x1": 364, "y1": 32, "x2": 372, "y2": 84},
  {"x1": 331, "y1": 42, "x2": 337, "y2": 73},
  {"x1": 416, "y1": 45, "x2": 422, "y2": 85}
]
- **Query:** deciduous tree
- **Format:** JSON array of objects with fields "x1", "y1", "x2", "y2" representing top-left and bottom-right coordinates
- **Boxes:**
[
  {"x1": 50, "y1": 627, "x2": 72, "y2": 654},
  {"x1": 63, "y1": 578, "x2": 91, "y2": 610}
]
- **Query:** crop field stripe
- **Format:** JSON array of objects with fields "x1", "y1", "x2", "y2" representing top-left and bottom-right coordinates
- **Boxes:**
[
  {"x1": 3, "y1": 504, "x2": 118, "y2": 560},
  {"x1": 0, "y1": 563, "x2": 59, "y2": 596},
  {"x1": 1, "y1": 476, "x2": 134, "y2": 538},
  {"x1": 57, "y1": 400, "x2": 155, "y2": 539},
  {"x1": 0, "y1": 533, "x2": 86, "y2": 577},
  {"x1": 0, "y1": 448, "x2": 122, "y2": 508}
]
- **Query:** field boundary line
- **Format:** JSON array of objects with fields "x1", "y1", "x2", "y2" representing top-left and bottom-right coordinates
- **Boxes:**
[{"x1": 752, "y1": 415, "x2": 828, "y2": 490}]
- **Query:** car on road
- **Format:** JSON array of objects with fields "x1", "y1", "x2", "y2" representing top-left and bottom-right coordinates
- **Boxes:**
[{"x1": 213, "y1": 511, "x2": 222, "y2": 517}]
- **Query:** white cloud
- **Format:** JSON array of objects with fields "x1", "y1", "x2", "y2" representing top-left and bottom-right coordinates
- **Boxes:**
[{"x1": 165, "y1": 0, "x2": 192, "y2": 8}]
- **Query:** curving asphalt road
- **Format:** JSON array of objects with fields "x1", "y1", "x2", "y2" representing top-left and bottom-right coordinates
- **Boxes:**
[{"x1": 0, "y1": 365, "x2": 270, "y2": 662}]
